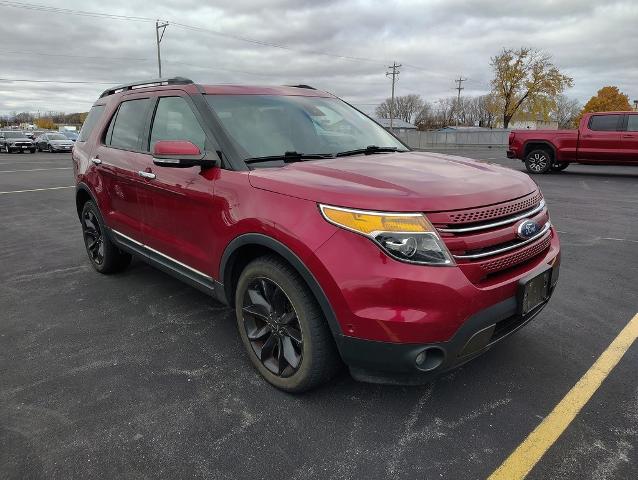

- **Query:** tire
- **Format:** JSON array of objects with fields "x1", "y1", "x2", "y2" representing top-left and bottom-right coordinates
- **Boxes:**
[
  {"x1": 30, "y1": 148, "x2": 36, "y2": 154},
  {"x1": 524, "y1": 149, "x2": 552, "y2": 174},
  {"x1": 235, "y1": 255, "x2": 340, "y2": 392},
  {"x1": 551, "y1": 162, "x2": 568, "y2": 172},
  {"x1": 80, "y1": 201, "x2": 132, "y2": 274}
]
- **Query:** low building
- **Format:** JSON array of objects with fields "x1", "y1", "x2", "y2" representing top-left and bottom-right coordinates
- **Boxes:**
[{"x1": 373, "y1": 117, "x2": 417, "y2": 134}]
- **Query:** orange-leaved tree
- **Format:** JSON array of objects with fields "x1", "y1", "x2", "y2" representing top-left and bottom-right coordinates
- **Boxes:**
[{"x1": 580, "y1": 86, "x2": 632, "y2": 115}]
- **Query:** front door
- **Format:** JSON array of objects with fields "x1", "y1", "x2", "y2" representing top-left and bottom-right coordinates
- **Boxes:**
[
  {"x1": 620, "y1": 114, "x2": 638, "y2": 163},
  {"x1": 577, "y1": 114, "x2": 623, "y2": 162},
  {"x1": 138, "y1": 93, "x2": 218, "y2": 278}
]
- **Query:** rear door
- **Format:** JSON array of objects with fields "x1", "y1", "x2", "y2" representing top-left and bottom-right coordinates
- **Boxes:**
[
  {"x1": 93, "y1": 94, "x2": 154, "y2": 243},
  {"x1": 620, "y1": 114, "x2": 638, "y2": 163},
  {"x1": 138, "y1": 92, "x2": 218, "y2": 277},
  {"x1": 577, "y1": 114, "x2": 623, "y2": 162}
]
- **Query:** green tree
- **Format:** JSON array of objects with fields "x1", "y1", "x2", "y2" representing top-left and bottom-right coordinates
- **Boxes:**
[{"x1": 490, "y1": 47, "x2": 573, "y2": 128}]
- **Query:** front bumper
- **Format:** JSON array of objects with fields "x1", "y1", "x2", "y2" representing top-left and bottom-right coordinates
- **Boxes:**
[
  {"x1": 338, "y1": 261, "x2": 558, "y2": 384},
  {"x1": 51, "y1": 145, "x2": 72, "y2": 151}
]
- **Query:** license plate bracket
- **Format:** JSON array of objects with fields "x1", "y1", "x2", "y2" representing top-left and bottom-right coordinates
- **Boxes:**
[{"x1": 518, "y1": 267, "x2": 552, "y2": 316}]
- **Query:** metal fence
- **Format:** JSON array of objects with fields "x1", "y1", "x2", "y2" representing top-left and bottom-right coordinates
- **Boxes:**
[{"x1": 395, "y1": 129, "x2": 510, "y2": 149}]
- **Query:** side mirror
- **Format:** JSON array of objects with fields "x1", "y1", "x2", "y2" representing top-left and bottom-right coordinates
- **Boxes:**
[{"x1": 152, "y1": 140, "x2": 219, "y2": 168}]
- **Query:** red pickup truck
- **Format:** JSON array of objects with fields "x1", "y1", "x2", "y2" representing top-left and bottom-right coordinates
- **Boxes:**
[{"x1": 507, "y1": 111, "x2": 638, "y2": 173}]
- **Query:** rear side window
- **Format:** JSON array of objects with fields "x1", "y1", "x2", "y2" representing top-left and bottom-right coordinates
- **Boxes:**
[
  {"x1": 588, "y1": 114, "x2": 622, "y2": 131},
  {"x1": 149, "y1": 97, "x2": 206, "y2": 151},
  {"x1": 78, "y1": 105, "x2": 105, "y2": 142},
  {"x1": 107, "y1": 99, "x2": 151, "y2": 150},
  {"x1": 627, "y1": 115, "x2": 638, "y2": 132}
]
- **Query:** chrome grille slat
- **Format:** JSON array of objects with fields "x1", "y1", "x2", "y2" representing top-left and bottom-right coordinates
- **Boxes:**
[
  {"x1": 452, "y1": 222, "x2": 551, "y2": 260},
  {"x1": 438, "y1": 200, "x2": 545, "y2": 234}
]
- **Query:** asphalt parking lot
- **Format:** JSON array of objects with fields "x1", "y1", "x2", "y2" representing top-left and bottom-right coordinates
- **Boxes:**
[{"x1": 1, "y1": 148, "x2": 636, "y2": 480}]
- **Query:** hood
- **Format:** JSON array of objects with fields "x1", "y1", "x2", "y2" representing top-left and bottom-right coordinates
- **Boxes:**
[
  {"x1": 248, "y1": 151, "x2": 537, "y2": 212},
  {"x1": 7, "y1": 138, "x2": 32, "y2": 144},
  {"x1": 50, "y1": 139, "x2": 73, "y2": 145}
]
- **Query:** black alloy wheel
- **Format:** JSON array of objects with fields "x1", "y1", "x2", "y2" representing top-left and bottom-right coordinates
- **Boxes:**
[
  {"x1": 82, "y1": 208, "x2": 105, "y2": 266},
  {"x1": 242, "y1": 277, "x2": 303, "y2": 377}
]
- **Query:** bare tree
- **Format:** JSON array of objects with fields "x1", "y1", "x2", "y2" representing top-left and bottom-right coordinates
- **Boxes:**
[
  {"x1": 553, "y1": 94, "x2": 581, "y2": 129},
  {"x1": 375, "y1": 94, "x2": 425, "y2": 123}
]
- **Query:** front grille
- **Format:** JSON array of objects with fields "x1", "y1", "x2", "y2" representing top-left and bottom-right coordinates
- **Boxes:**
[
  {"x1": 440, "y1": 192, "x2": 543, "y2": 224},
  {"x1": 431, "y1": 191, "x2": 551, "y2": 280}
]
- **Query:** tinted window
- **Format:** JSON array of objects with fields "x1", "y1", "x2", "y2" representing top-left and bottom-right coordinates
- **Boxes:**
[
  {"x1": 149, "y1": 97, "x2": 206, "y2": 151},
  {"x1": 108, "y1": 99, "x2": 151, "y2": 150},
  {"x1": 589, "y1": 115, "x2": 621, "y2": 131},
  {"x1": 627, "y1": 115, "x2": 638, "y2": 132},
  {"x1": 78, "y1": 105, "x2": 105, "y2": 142}
]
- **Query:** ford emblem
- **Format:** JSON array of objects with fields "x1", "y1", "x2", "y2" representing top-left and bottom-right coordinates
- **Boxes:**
[{"x1": 516, "y1": 220, "x2": 541, "y2": 240}]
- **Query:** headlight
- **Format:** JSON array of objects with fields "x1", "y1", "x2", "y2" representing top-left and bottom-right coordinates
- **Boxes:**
[{"x1": 319, "y1": 204, "x2": 454, "y2": 266}]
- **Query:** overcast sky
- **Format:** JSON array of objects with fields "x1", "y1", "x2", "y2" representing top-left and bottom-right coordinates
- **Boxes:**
[{"x1": 0, "y1": 0, "x2": 636, "y2": 116}]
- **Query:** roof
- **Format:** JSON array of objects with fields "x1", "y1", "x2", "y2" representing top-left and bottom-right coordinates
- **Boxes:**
[
  {"x1": 373, "y1": 117, "x2": 417, "y2": 129},
  {"x1": 99, "y1": 77, "x2": 333, "y2": 99}
]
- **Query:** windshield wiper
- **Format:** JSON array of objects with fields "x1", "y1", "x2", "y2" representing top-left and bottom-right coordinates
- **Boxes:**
[
  {"x1": 245, "y1": 151, "x2": 334, "y2": 164},
  {"x1": 335, "y1": 145, "x2": 405, "y2": 157}
]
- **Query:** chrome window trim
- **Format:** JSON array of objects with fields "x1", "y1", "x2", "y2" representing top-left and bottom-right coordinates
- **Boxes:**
[
  {"x1": 437, "y1": 200, "x2": 545, "y2": 233},
  {"x1": 453, "y1": 222, "x2": 551, "y2": 260},
  {"x1": 112, "y1": 229, "x2": 213, "y2": 280}
]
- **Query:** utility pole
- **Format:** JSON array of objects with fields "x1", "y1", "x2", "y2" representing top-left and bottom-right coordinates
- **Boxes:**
[
  {"x1": 454, "y1": 76, "x2": 466, "y2": 126},
  {"x1": 155, "y1": 20, "x2": 169, "y2": 78},
  {"x1": 385, "y1": 62, "x2": 401, "y2": 132}
]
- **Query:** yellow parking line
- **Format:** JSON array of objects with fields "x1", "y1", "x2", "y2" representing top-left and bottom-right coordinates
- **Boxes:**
[
  {"x1": 489, "y1": 312, "x2": 638, "y2": 480},
  {"x1": 0, "y1": 185, "x2": 74, "y2": 195}
]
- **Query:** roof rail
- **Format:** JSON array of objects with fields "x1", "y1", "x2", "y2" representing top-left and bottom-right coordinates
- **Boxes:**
[
  {"x1": 99, "y1": 77, "x2": 194, "y2": 98},
  {"x1": 286, "y1": 84, "x2": 316, "y2": 90}
]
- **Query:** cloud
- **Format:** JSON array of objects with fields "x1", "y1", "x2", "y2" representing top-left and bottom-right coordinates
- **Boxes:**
[{"x1": 0, "y1": 0, "x2": 636, "y2": 115}]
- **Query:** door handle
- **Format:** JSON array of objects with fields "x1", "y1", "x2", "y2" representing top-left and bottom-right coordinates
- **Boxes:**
[
  {"x1": 138, "y1": 170, "x2": 156, "y2": 179},
  {"x1": 622, "y1": 134, "x2": 634, "y2": 138},
  {"x1": 90, "y1": 157, "x2": 102, "y2": 165}
]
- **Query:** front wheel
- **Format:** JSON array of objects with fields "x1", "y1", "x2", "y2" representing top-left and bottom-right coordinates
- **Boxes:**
[
  {"x1": 235, "y1": 256, "x2": 340, "y2": 392},
  {"x1": 524, "y1": 149, "x2": 552, "y2": 174}
]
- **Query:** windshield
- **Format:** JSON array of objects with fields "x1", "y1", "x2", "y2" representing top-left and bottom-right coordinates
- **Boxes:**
[
  {"x1": 3, "y1": 132, "x2": 27, "y2": 138},
  {"x1": 63, "y1": 132, "x2": 79, "y2": 139},
  {"x1": 206, "y1": 95, "x2": 406, "y2": 160},
  {"x1": 49, "y1": 134, "x2": 68, "y2": 140}
]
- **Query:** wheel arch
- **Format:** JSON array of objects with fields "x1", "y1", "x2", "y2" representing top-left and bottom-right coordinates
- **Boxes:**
[
  {"x1": 220, "y1": 233, "x2": 343, "y2": 340},
  {"x1": 523, "y1": 140, "x2": 556, "y2": 159},
  {"x1": 75, "y1": 183, "x2": 98, "y2": 218}
]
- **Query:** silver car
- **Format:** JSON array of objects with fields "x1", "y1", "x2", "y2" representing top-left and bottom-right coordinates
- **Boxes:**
[{"x1": 35, "y1": 133, "x2": 74, "y2": 152}]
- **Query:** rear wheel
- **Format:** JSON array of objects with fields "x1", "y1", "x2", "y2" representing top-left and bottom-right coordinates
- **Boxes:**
[
  {"x1": 80, "y1": 201, "x2": 131, "y2": 274},
  {"x1": 235, "y1": 256, "x2": 340, "y2": 392},
  {"x1": 524, "y1": 149, "x2": 552, "y2": 174}
]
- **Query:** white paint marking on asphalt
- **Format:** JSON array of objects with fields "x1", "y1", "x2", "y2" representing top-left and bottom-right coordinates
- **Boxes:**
[
  {"x1": 0, "y1": 167, "x2": 72, "y2": 173},
  {"x1": 0, "y1": 186, "x2": 74, "y2": 195},
  {"x1": 602, "y1": 237, "x2": 638, "y2": 244}
]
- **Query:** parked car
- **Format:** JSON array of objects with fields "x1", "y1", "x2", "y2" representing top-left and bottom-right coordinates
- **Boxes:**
[
  {"x1": 61, "y1": 130, "x2": 79, "y2": 142},
  {"x1": 35, "y1": 133, "x2": 74, "y2": 152},
  {"x1": 23, "y1": 131, "x2": 35, "y2": 140},
  {"x1": 0, "y1": 131, "x2": 36, "y2": 153},
  {"x1": 74, "y1": 77, "x2": 560, "y2": 392},
  {"x1": 508, "y1": 111, "x2": 638, "y2": 173}
]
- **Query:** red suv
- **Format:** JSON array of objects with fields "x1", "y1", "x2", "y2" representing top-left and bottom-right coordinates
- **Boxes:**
[{"x1": 73, "y1": 77, "x2": 560, "y2": 392}]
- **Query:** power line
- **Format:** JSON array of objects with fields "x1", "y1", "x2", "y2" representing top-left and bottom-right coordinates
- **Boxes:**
[
  {"x1": 0, "y1": 1, "x2": 390, "y2": 66},
  {"x1": 0, "y1": 78, "x2": 115, "y2": 84}
]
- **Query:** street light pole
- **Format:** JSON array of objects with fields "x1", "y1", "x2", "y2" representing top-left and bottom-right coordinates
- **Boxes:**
[{"x1": 155, "y1": 20, "x2": 169, "y2": 78}]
